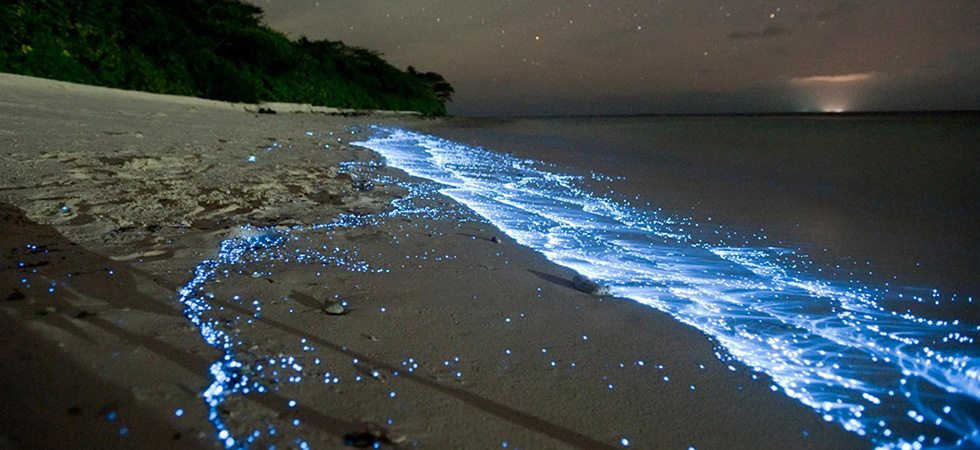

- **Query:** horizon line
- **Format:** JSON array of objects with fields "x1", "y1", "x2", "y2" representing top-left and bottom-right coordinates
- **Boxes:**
[{"x1": 450, "y1": 109, "x2": 980, "y2": 120}]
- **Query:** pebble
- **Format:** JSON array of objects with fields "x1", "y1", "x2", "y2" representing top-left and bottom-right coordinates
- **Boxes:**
[{"x1": 323, "y1": 301, "x2": 347, "y2": 315}]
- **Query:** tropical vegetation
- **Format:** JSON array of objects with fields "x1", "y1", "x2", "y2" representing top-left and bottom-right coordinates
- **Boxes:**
[{"x1": 0, "y1": 0, "x2": 453, "y2": 115}]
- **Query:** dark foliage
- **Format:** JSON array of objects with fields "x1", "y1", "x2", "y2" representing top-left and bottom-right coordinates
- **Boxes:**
[
  {"x1": 0, "y1": 0, "x2": 452, "y2": 115},
  {"x1": 408, "y1": 66, "x2": 455, "y2": 104}
]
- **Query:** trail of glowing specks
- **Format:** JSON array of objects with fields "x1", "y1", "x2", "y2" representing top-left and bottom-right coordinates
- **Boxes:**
[
  {"x1": 353, "y1": 126, "x2": 979, "y2": 449},
  {"x1": 175, "y1": 127, "x2": 455, "y2": 448},
  {"x1": 177, "y1": 223, "x2": 397, "y2": 448}
]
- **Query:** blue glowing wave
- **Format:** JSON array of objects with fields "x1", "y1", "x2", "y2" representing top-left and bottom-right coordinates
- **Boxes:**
[{"x1": 354, "y1": 127, "x2": 979, "y2": 449}]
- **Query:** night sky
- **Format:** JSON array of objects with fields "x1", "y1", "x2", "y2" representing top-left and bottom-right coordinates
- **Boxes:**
[{"x1": 248, "y1": 1, "x2": 980, "y2": 116}]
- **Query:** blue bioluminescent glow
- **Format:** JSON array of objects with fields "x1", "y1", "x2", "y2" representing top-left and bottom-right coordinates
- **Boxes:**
[
  {"x1": 353, "y1": 127, "x2": 979, "y2": 449},
  {"x1": 173, "y1": 128, "x2": 472, "y2": 448}
]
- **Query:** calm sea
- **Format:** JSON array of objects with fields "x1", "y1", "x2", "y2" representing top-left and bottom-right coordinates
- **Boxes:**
[{"x1": 423, "y1": 114, "x2": 980, "y2": 302}]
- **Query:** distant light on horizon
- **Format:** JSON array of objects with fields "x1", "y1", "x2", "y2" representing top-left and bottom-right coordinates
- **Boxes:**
[
  {"x1": 790, "y1": 73, "x2": 872, "y2": 114},
  {"x1": 810, "y1": 95, "x2": 854, "y2": 114},
  {"x1": 820, "y1": 103, "x2": 849, "y2": 113}
]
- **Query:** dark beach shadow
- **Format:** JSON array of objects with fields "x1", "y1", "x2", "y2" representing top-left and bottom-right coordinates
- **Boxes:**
[
  {"x1": 0, "y1": 203, "x2": 357, "y2": 445},
  {"x1": 527, "y1": 269, "x2": 576, "y2": 291},
  {"x1": 0, "y1": 315, "x2": 195, "y2": 449},
  {"x1": 289, "y1": 290, "x2": 323, "y2": 310},
  {"x1": 457, "y1": 232, "x2": 494, "y2": 242}
]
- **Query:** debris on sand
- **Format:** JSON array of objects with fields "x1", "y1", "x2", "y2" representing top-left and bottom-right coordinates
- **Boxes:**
[
  {"x1": 571, "y1": 274, "x2": 610, "y2": 296},
  {"x1": 343, "y1": 420, "x2": 408, "y2": 448},
  {"x1": 323, "y1": 300, "x2": 348, "y2": 315}
]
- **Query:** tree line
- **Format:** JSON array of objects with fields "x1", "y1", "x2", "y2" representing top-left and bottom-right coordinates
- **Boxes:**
[{"x1": 0, "y1": 0, "x2": 454, "y2": 115}]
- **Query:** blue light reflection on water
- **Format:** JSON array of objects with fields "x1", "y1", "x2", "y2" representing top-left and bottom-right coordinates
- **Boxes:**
[{"x1": 353, "y1": 126, "x2": 979, "y2": 449}]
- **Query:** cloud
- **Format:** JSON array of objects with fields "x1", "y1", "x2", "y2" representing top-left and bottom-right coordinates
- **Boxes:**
[
  {"x1": 727, "y1": 25, "x2": 789, "y2": 40},
  {"x1": 790, "y1": 72, "x2": 877, "y2": 84}
]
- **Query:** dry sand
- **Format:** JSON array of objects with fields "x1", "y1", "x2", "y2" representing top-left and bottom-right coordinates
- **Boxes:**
[{"x1": 0, "y1": 74, "x2": 866, "y2": 449}]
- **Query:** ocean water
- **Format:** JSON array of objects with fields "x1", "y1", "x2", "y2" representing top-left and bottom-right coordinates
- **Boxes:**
[
  {"x1": 423, "y1": 115, "x2": 980, "y2": 300},
  {"x1": 355, "y1": 115, "x2": 980, "y2": 449}
]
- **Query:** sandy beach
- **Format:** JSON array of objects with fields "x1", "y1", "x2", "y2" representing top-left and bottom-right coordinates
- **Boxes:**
[{"x1": 0, "y1": 74, "x2": 867, "y2": 449}]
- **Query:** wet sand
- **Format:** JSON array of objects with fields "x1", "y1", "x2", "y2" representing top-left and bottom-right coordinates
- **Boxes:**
[{"x1": 0, "y1": 74, "x2": 865, "y2": 449}]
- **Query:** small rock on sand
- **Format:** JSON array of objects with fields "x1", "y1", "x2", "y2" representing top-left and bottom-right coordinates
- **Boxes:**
[
  {"x1": 571, "y1": 275, "x2": 610, "y2": 296},
  {"x1": 323, "y1": 301, "x2": 347, "y2": 315}
]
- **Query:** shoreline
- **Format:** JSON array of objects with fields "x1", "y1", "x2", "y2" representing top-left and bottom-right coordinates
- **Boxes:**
[{"x1": 1, "y1": 74, "x2": 865, "y2": 448}]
